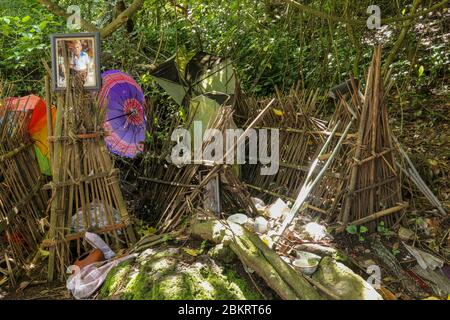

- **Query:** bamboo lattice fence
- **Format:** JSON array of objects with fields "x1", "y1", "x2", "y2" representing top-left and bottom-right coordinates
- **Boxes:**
[
  {"x1": 46, "y1": 73, "x2": 136, "y2": 280},
  {"x1": 0, "y1": 83, "x2": 49, "y2": 280}
]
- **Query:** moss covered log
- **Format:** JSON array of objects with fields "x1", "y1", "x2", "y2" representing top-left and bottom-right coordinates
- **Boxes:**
[
  {"x1": 99, "y1": 247, "x2": 261, "y2": 300},
  {"x1": 191, "y1": 220, "x2": 323, "y2": 300}
]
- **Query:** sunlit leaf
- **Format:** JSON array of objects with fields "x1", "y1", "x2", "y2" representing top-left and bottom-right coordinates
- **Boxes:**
[
  {"x1": 418, "y1": 65, "x2": 425, "y2": 77},
  {"x1": 346, "y1": 225, "x2": 358, "y2": 234}
]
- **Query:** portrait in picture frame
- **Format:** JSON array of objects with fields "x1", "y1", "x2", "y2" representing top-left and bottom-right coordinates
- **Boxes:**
[{"x1": 50, "y1": 32, "x2": 101, "y2": 91}]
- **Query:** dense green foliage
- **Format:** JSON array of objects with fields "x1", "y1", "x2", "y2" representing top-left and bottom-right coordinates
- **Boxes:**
[
  {"x1": 0, "y1": 0, "x2": 448, "y2": 97},
  {"x1": 0, "y1": 1, "x2": 64, "y2": 94}
]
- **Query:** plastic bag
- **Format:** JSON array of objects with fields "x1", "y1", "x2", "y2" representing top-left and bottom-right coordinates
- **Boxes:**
[
  {"x1": 66, "y1": 254, "x2": 137, "y2": 300},
  {"x1": 85, "y1": 232, "x2": 116, "y2": 260}
]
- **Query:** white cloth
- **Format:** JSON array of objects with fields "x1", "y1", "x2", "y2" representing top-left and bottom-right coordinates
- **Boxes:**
[
  {"x1": 66, "y1": 254, "x2": 137, "y2": 300},
  {"x1": 85, "y1": 232, "x2": 116, "y2": 260},
  {"x1": 71, "y1": 201, "x2": 121, "y2": 233}
]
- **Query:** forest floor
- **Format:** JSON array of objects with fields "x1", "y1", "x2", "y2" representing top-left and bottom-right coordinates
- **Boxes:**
[{"x1": 1, "y1": 89, "x2": 448, "y2": 301}]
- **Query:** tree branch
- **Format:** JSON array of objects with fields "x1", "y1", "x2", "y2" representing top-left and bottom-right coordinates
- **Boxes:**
[
  {"x1": 383, "y1": 0, "x2": 423, "y2": 73},
  {"x1": 100, "y1": 0, "x2": 144, "y2": 38},
  {"x1": 37, "y1": 0, "x2": 145, "y2": 38},
  {"x1": 37, "y1": 0, "x2": 99, "y2": 32}
]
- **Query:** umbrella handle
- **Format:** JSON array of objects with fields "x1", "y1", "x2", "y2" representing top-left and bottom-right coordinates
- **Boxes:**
[{"x1": 105, "y1": 111, "x2": 134, "y2": 123}]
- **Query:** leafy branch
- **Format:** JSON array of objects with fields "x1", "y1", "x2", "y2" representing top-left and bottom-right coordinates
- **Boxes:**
[{"x1": 37, "y1": 0, "x2": 144, "y2": 38}]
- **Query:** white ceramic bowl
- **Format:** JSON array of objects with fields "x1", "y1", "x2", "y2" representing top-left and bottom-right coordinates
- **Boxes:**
[
  {"x1": 292, "y1": 251, "x2": 321, "y2": 275},
  {"x1": 227, "y1": 213, "x2": 248, "y2": 225}
]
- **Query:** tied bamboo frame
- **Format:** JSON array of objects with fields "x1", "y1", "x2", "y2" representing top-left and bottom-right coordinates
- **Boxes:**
[
  {"x1": 0, "y1": 82, "x2": 50, "y2": 280},
  {"x1": 46, "y1": 45, "x2": 135, "y2": 280}
]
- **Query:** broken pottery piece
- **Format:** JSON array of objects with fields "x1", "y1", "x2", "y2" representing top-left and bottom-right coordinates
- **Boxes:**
[
  {"x1": 299, "y1": 222, "x2": 329, "y2": 241},
  {"x1": 312, "y1": 256, "x2": 383, "y2": 300},
  {"x1": 251, "y1": 197, "x2": 266, "y2": 211},
  {"x1": 266, "y1": 198, "x2": 289, "y2": 220},
  {"x1": 227, "y1": 213, "x2": 248, "y2": 225},
  {"x1": 293, "y1": 251, "x2": 321, "y2": 275},
  {"x1": 254, "y1": 216, "x2": 269, "y2": 234}
]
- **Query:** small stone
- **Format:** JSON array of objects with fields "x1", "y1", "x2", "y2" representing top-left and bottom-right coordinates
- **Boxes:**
[{"x1": 364, "y1": 249, "x2": 371, "y2": 254}]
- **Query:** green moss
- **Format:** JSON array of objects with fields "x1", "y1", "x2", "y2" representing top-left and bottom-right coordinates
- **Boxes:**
[
  {"x1": 99, "y1": 260, "x2": 132, "y2": 299},
  {"x1": 312, "y1": 256, "x2": 382, "y2": 300},
  {"x1": 99, "y1": 247, "x2": 262, "y2": 300},
  {"x1": 121, "y1": 256, "x2": 178, "y2": 300},
  {"x1": 222, "y1": 268, "x2": 262, "y2": 300},
  {"x1": 183, "y1": 270, "x2": 216, "y2": 300},
  {"x1": 208, "y1": 244, "x2": 236, "y2": 264},
  {"x1": 155, "y1": 274, "x2": 191, "y2": 299},
  {"x1": 122, "y1": 268, "x2": 154, "y2": 300}
]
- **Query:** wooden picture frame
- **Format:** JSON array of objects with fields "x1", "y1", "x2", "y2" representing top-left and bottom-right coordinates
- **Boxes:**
[{"x1": 50, "y1": 32, "x2": 101, "y2": 91}]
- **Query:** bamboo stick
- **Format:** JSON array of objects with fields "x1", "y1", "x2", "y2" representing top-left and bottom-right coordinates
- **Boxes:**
[
  {"x1": 0, "y1": 143, "x2": 33, "y2": 162},
  {"x1": 336, "y1": 203, "x2": 408, "y2": 233},
  {"x1": 47, "y1": 93, "x2": 65, "y2": 281},
  {"x1": 393, "y1": 137, "x2": 447, "y2": 215},
  {"x1": 277, "y1": 119, "x2": 353, "y2": 239},
  {"x1": 45, "y1": 75, "x2": 53, "y2": 159}
]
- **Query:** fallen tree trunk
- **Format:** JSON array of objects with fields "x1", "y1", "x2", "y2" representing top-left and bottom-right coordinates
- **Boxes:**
[{"x1": 191, "y1": 220, "x2": 323, "y2": 300}]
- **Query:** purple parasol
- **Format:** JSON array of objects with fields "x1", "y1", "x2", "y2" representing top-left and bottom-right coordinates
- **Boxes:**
[{"x1": 99, "y1": 70, "x2": 146, "y2": 158}]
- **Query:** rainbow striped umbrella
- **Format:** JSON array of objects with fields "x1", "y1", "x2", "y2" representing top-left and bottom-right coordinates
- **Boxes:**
[
  {"x1": 99, "y1": 70, "x2": 146, "y2": 158},
  {"x1": 5, "y1": 95, "x2": 56, "y2": 175}
]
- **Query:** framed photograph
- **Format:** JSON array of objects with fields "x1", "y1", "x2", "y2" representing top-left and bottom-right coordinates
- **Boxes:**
[{"x1": 50, "y1": 32, "x2": 101, "y2": 91}]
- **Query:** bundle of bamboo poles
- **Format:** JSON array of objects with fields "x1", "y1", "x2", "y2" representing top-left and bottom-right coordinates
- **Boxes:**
[
  {"x1": 302, "y1": 47, "x2": 405, "y2": 231},
  {"x1": 46, "y1": 70, "x2": 136, "y2": 280},
  {"x1": 338, "y1": 47, "x2": 404, "y2": 230},
  {"x1": 138, "y1": 103, "x2": 258, "y2": 233},
  {"x1": 0, "y1": 82, "x2": 49, "y2": 280}
]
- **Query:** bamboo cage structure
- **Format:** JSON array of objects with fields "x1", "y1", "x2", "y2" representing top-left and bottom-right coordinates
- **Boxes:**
[
  {"x1": 46, "y1": 66, "x2": 136, "y2": 280},
  {"x1": 303, "y1": 47, "x2": 405, "y2": 231},
  {"x1": 238, "y1": 48, "x2": 408, "y2": 233},
  {"x1": 301, "y1": 91, "x2": 359, "y2": 220},
  {"x1": 0, "y1": 83, "x2": 49, "y2": 277},
  {"x1": 338, "y1": 47, "x2": 404, "y2": 230},
  {"x1": 137, "y1": 103, "x2": 258, "y2": 233},
  {"x1": 238, "y1": 87, "x2": 330, "y2": 204}
]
